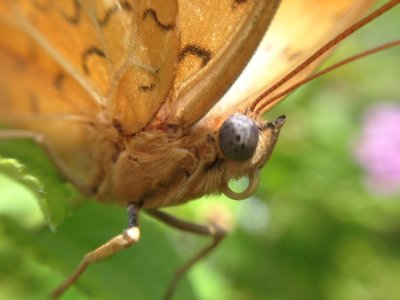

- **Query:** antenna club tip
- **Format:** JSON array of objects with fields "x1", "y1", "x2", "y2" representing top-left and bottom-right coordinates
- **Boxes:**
[
  {"x1": 275, "y1": 115, "x2": 286, "y2": 126},
  {"x1": 264, "y1": 115, "x2": 286, "y2": 129}
]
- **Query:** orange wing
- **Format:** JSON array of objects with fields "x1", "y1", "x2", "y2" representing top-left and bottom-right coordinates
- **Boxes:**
[
  {"x1": 160, "y1": 0, "x2": 281, "y2": 127},
  {"x1": 209, "y1": 0, "x2": 377, "y2": 116},
  {"x1": 0, "y1": 0, "x2": 179, "y2": 187},
  {"x1": 0, "y1": 0, "x2": 179, "y2": 135}
]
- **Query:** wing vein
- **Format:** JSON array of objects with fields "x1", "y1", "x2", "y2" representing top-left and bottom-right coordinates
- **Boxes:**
[
  {"x1": 12, "y1": 4, "x2": 105, "y2": 106},
  {"x1": 82, "y1": 0, "x2": 113, "y2": 76}
]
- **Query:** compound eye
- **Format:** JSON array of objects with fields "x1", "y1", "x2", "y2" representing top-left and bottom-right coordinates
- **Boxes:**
[{"x1": 218, "y1": 114, "x2": 259, "y2": 161}]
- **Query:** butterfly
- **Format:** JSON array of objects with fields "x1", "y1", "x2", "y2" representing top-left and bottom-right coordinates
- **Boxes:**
[{"x1": 0, "y1": 0, "x2": 398, "y2": 299}]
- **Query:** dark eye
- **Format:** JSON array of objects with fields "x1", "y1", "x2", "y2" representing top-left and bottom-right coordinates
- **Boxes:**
[{"x1": 218, "y1": 114, "x2": 259, "y2": 161}]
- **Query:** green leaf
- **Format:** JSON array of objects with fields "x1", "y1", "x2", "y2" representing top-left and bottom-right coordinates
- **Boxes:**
[
  {"x1": 0, "y1": 203, "x2": 196, "y2": 300},
  {"x1": 0, "y1": 139, "x2": 82, "y2": 230}
]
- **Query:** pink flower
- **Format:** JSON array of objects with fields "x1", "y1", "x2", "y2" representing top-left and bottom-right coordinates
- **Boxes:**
[{"x1": 354, "y1": 103, "x2": 400, "y2": 196}]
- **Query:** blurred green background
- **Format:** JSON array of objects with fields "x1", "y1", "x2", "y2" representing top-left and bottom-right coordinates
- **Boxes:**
[{"x1": 0, "y1": 3, "x2": 399, "y2": 300}]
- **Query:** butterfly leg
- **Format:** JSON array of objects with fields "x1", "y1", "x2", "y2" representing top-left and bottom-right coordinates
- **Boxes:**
[
  {"x1": 0, "y1": 129, "x2": 91, "y2": 194},
  {"x1": 146, "y1": 209, "x2": 229, "y2": 300},
  {"x1": 51, "y1": 203, "x2": 140, "y2": 299}
]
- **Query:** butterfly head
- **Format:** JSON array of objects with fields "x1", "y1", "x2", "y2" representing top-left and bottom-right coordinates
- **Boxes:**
[
  {"x1": 219, "y1": 114, "x2": 285, "y2": 161},
  {"x1": 216, "y1": 113, "x2": 285, "y2": 200}
]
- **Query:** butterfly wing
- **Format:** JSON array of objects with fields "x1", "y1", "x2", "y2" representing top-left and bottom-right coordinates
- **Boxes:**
[
  {"x1": 0, "y1": 0, "x2": 179, "y2": 188},
  {"x1": 209, "y1": 0, "x2": 377, "y2": 115},
  {"x1": 0, "y1": 0, "x2": 179, "y2": 135},
  {"x1": 160, "y1": 0, "x2": 282, "y2": 127}
]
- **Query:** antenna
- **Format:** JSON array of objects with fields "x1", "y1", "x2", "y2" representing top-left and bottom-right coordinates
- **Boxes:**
[
  {"x1": 249, "y1": 0, "x2": 399, "y2": 114},
  {"x1": 256, "y1": 40, "x2": 399, "y2": 114}
]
